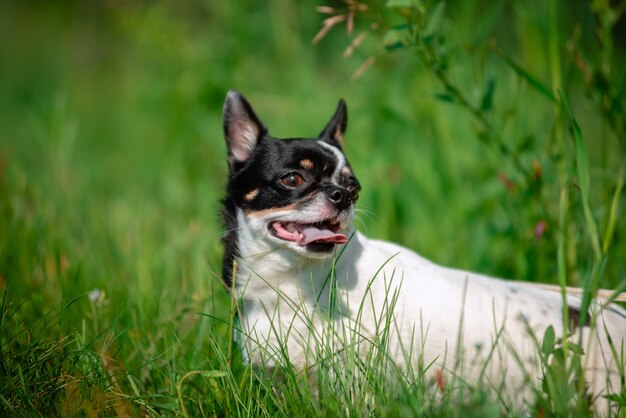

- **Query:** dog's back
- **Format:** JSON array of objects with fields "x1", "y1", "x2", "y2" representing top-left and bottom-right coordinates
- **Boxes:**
[{"x1": 345, "y1": 232, "x2": 626, "y2": 408}]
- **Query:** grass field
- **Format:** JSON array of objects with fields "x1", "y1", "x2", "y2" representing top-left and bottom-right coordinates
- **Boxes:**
[{"x1": 1, "y1": 0, "x2": 625, "y2": 416}]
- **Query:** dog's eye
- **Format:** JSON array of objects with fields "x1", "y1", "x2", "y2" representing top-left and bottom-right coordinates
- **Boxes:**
[{"x1": 280, "y1": 173, "x2": 305, "y2": 188}]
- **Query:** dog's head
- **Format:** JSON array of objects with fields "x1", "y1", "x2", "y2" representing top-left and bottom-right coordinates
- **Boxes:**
[{"x1": 222, "y1": 91, "x2": 360, "y2": 259}]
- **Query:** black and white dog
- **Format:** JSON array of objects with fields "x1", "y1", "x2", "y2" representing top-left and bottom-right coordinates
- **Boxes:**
[{"x1": 220, "y1": 90, "x2": 625, "y2": 407}]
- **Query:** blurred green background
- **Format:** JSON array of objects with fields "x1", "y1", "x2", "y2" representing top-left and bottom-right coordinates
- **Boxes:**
[{"x1": 1, "y1": 0, "x2": 625, "y2": 415}]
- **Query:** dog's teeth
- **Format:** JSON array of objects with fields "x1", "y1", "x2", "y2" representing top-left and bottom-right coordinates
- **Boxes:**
[{"x1": 286, "y1": 223, "x2": 296, "y2": 233}]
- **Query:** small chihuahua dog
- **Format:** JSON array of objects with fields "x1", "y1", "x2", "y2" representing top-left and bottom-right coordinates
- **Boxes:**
[{"x1": 221, "y1": 90, "x2": 625, "y2": 408}]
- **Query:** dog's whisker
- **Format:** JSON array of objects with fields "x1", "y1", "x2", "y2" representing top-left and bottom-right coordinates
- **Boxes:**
[
  {"x1": 352, "y1": 216, "x2": 368, "y2": 232},
  {"x1": 354, "y1": 207, "x2": 379, "y2": 217}
]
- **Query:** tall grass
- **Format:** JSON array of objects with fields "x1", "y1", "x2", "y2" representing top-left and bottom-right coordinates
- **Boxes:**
[{"x1": 0, "y1": 0, "x2": 625, "y2": 415}]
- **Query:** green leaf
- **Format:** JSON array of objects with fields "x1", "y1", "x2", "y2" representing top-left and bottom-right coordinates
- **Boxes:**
[
  {"x1": 603, "y1": 392, "x2": 626, "y2": 406},
  {"x1": 425, "y1": 2, "x2": 446, "y2": 35},
  {"x1": 391, "y1": 23, "x2": 411, "y2": 30},
  {"x1": 434, "y1": 92, "x2": 455, "y2": 103},
  {"x1": 541, "y1": 326, "x2": 555, "y2": 355},
  {"x1": 384, "y1": 42, "x2": 406, "y2": 51},
  {"x1": 566, "y1": 342, "x2": 585, "y2": 355},
  {"x1": 516, "y1": 134, "x2": 534, "y2": 153},
  {"x1": 387, "y1": 0, "x2": 420, "y2": 8},
  {"x1": 497, "y1": 52, "x2": 556, "y2": 103},
  {"x1": 559, "y1": 90, "x2": 602, "y2": 261},
  {"x1": 480, "y1": 79, "x2": 495, "y2": 112},
  {"x1": 383, "y1": 26, "x2": 411, "y2": 50},
  {"x1": 602, "y1": 170, "x2": 624, "y2": 255}
]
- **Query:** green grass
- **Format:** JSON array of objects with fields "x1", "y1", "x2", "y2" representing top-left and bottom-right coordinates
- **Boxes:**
[{"x1": 1, "y1": 0, "x2": 625, "y2": 416}]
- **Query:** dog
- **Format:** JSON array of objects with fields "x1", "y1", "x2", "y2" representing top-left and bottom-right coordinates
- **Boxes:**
[{"x1": 220, "y1": 90, "x2": 626, "y2": 410}]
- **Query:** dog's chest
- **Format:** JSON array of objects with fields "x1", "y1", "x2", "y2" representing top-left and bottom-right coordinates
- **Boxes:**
[{"x1": 235, "y1": 231, "x2": 573, "y2": 357}]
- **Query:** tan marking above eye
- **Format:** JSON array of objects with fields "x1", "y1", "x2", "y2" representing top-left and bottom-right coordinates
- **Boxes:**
[
  {"x1": 341, "y1": 166, "x2": 352, "y2": 176},
  {"x1": 299, "y1": 159, "x2": 314, "y2": 170},
  {"x1": 245, "y1": 188, "x2": 259, "y2": 201}
]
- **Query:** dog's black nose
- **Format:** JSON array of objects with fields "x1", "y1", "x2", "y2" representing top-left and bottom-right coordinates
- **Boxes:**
[{"x1": 323, "y1": 185, "x2": 351, "y2": 210}]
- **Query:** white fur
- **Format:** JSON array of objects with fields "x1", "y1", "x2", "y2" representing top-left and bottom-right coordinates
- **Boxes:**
[
  {"x1": 233, "y1": 214, "x2": 626, "y2": 408},
  {"x1": 317, "y1": 140, "x2": 347, "y2": 181}
]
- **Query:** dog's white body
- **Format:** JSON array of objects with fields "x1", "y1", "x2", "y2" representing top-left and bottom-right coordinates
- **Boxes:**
[{"x1": 235, "y1": 207, "x2": 625, "y2": 405}]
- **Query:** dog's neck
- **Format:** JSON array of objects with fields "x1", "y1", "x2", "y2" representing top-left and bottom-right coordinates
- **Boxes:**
[{"x1": 224, "y1": 206, "x2": 357, "y2": 306}]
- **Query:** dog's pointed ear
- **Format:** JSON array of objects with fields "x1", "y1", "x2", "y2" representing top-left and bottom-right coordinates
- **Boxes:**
[
  {"x1": 319, "y1": 99, "x2": 347, "y2": 147},
  {"x1": 223, "y1": 90, "x2": 267, "y2": 169}
]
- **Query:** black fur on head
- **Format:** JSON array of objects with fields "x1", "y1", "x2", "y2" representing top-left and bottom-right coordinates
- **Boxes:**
[{"x1": 220, "y1": 91, "x2": 357, "y2": 287}]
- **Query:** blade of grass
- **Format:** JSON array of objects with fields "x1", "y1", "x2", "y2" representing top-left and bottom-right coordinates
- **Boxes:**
[
  {"x1": 602, "y1": 169, "x2": 624, "y2": 255},
  {"x1": 559, "y1": 90, "x2": 602, "y2": 261},
  {"x1": 228, "y1": 260, "x2": 238, "y2": 366},
  {"x1": 177, "y1": 370, "x2": 228, "y2": 418},
  {"x1": 557, "y1": 187, "x2": 570, "y2": 342},
  {"x1": 496, "y1": 50, "x2": 557, "y2": 103}
]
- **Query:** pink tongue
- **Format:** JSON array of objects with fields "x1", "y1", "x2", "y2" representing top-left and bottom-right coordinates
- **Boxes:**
[
  {"x1": 300, "y1": 226, "x2": 348, "y2": 245},
  {"x1": 272, "y1": 222, "x2": 348, "y2": 246}
]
